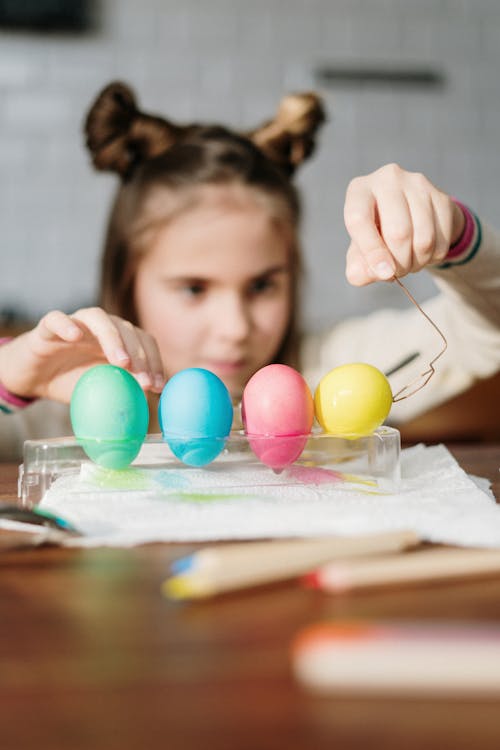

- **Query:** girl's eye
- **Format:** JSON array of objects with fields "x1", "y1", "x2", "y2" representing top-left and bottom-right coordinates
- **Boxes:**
[
  {"x1": 183, "y1": 283, "x2": 206, "y2": 297},
  {"x1": 250, "y1": 276, "x2": 275, "y2": 294}
]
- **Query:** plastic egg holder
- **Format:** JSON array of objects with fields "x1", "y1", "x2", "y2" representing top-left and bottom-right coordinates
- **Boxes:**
[
  {"x1": 67, "y1": 362, "x2": 394, "y2": 476},
  {"x1": 20, "y1": 426, "x2": 401, "y2": 507}
]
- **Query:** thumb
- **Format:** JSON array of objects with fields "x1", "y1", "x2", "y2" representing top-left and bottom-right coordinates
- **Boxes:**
[{"x1": 346, "y1": 241, "x2": 376, "y2": 286}]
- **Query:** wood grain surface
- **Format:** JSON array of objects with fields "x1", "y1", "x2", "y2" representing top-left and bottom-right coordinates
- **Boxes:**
[{"x1": 1, "y1": 444, "x2": 500, "y2": 750}]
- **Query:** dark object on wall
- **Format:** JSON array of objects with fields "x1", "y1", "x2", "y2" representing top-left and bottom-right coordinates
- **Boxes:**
[
  {"x1": 0, "y1": 306, "x2": 34, "y2": 336},
  {"x1": 315, "y1": 65, "x2": 445, "y2": 88},
  {"x1": 0, "y1": 0, "x2": 95, "y2": 33}
]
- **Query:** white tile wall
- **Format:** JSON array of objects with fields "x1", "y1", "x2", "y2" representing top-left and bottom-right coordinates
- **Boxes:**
[{"x1": 1, "y1": 0, "x2": 499, "y2": 330}]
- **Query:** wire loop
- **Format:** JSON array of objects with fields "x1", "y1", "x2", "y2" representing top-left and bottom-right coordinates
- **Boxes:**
[{"x1": 391, "y1": 277, "x2": 448, "y2": 403}]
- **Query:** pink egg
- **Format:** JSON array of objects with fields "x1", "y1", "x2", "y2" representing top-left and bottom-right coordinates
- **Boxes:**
[{"x1": 242, "y1": 364, "x2": 314, "y2": 470}]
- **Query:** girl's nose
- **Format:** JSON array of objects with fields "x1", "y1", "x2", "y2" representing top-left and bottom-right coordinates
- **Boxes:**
[{"x1": 216, "y1": 294, "x2": 251, "y2": 342}]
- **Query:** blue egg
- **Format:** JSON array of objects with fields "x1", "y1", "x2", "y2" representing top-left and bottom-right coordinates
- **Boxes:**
[{"x1": 159, "y1": 368, "x2": 233, "y2": 467}]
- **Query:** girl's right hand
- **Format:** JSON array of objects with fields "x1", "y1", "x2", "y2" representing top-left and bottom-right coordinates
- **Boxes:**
[
  {"x1": 0, "y1": 307, "x2": 165, "y2": 404},
  {"x1": 343, "y1": 163, "x2": 465, "y2": 285}
]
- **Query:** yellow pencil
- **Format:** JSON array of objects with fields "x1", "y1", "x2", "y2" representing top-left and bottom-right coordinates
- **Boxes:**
[
  {"x1": 162, "y1": 529, "x2": 420, "y2": 600},
  {"x1": 306, "y1": 546, "x2": 500, "y2": 592}
]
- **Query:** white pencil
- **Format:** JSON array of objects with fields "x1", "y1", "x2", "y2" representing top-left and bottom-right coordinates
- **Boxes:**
[
  {"x1": 307, "y1": 546, "x2": 500, "y2": 592},
  {"x1": 293, "y1": 621, "x2": 500, "y2": 696},
  {"x1": 163, "y1": 529, "x2": 420, "y2": 599}
]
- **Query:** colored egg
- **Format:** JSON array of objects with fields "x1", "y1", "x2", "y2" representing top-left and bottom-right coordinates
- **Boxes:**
[
  {"x1": 159, "y1": 368, "x2": 233, "y2": 467},
  {"x1": 314, "y1": 363, "x2": 393, "y2": 437},
  {"x1": 70, "y1": 365, "x2": 149, "y2": 469},
  {"x1": 242, "y1": 364, "x2": 314, "y2": 470}
]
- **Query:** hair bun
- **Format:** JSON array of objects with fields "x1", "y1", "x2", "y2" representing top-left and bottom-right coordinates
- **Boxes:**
[
  {"x1": 84, "y1": 81, "x2": 182, "y2": 178},
  {"x1": 248, "y1": 92, "x2": 326, "y2": 176},
  {"x1": 85, "y1": 82, "x2": 325, "y2": 180}
]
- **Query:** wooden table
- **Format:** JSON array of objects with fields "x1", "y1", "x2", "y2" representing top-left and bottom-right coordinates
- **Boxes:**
[{"x1": 1, "y1": 444, "x2": 500, "y2": 750}]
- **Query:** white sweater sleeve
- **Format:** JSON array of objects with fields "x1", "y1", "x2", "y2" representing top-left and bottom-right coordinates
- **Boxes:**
[{"x1": 301, "y1": 217, "x2": 500, "y2": 424}]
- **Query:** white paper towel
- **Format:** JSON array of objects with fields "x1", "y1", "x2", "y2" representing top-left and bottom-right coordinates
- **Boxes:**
[{"x1": 39, "y1": 444, "x2": 500, "y2": 548}]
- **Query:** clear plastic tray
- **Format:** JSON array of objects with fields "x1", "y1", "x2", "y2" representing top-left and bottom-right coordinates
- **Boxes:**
[{"x1": 19, "y1": 427, "x2": 401, "y2": 507}]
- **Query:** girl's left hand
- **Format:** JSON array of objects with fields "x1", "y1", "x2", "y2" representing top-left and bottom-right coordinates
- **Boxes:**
[
  {"x1": 343, "y1": 163, "x2": 466, "y2": 286},
  {"x1": 0, "y1": 307, "x2": 165, "y2": 404}
]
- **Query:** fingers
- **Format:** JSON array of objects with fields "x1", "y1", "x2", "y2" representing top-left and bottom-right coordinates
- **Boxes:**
[
  {"x1": 375, "y1": 187, "x2": 412, "y2": 276},
  {"x1": 346, "y1": 242, "x2": 376, "y2": 286},
  {"x1": 36, "y1": 310, "x2": 83, "y2": 343},
  {"x1": 405, "y1": 189, "x2": 436, "y2": 272},
  {"x1": 71, "y1": 307, "x2": 131, "y2": 365},
  {"x1": 405, "y1": 176, "x2": 453, "y2": 269},
  {"x1": 344, "y1": 180, "x2": 395, "y2": 281},
  {"x1": 431, "y1": 190, "x2": 455, "y2": 263},
  {"x1": 140, "y1": 333, "x2": 165, "y2": 392},
  {"x1": 37, "y1": 307, "x2": 165, "y2": 393},
  {"x1": 71, "y1": 308, "x2": 165, "y2": 392},
  {"x1": 344, "y1": 164, "x2": 456, "y2": 285},
  {"x1": 109, "y1": 315, "x2": 164, "y2": 391}
]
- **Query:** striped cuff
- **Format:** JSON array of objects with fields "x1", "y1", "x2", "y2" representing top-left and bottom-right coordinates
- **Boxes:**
[
  {"x1": 437, "y1": 200, "x2": 482, "y2": 269},
  {"x1": 0, "y1": 337, "x2": 36, "y2": 413}
]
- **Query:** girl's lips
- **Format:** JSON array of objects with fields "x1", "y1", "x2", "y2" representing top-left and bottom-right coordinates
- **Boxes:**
[{"x1": 203, "y1": 359, "x2": 246, "y2": 375}]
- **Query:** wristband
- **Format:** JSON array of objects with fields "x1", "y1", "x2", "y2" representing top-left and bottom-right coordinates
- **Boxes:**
[
  {"x1": 437, "y1": 200, "x2": 482, "y2": 269},
  {"x1": 447, "y1": 199, "x2": 475, "y2": 258},
  {"x1": 0, "y1": 337, "x2": 36, "y2": 413}
]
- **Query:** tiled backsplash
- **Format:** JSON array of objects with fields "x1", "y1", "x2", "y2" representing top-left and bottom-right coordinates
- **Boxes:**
[{"x1": 1, "y1": 0, "x2": 499, "y2": 328}]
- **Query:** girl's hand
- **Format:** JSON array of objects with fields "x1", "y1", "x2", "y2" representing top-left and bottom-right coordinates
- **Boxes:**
[
  {"x1": 343, "y1": 163, "x2": 466, "y2": 286},
  {"x1": 0, "y1": 307, "x2": 165, "y2": 403}
]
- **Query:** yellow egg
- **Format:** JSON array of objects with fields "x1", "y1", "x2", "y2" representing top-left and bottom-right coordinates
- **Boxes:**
[{"x1": 314, "y1": 363, "x2": 393, "y2": 437}]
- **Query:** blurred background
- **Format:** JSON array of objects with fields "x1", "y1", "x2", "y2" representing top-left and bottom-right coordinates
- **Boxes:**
[{"x1": 0, "y1": 0, "x2": 499, "y2": 335}]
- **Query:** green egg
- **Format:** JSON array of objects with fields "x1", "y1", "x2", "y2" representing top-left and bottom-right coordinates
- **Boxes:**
[{"x1": 70, "y1": 365, "x2": 149, "y2": 470}]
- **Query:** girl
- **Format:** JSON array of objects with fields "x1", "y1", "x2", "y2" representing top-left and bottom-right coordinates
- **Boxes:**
[{"x1": 1, "y1": 82, "x2": 499, "y2": 459}]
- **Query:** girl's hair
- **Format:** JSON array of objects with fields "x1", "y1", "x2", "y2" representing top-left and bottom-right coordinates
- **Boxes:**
[{"x1": 84, "y1": 81, "x2": 326, "y2": 369}]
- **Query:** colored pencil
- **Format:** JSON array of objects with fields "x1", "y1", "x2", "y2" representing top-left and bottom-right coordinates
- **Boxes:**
[
  {"x1": 162, "y1": 529, "x2": 420, "y2": 600},
  {"x1": 292, "y1": 621, "x2": 500, "y2": 695},
  {"x1": 305, "y1": 546, "x2": 500, "y2": 593}
]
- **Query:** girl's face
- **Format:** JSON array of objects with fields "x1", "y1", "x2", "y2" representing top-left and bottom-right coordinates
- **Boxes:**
[{"x1": 133, "y1": 186, "x2": 293, "y2": 398}]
